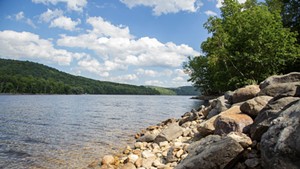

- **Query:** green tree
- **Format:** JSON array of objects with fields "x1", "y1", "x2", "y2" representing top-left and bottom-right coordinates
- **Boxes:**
[{"x1": 186, "y1": 0, "x2": 299, "y2": 95}]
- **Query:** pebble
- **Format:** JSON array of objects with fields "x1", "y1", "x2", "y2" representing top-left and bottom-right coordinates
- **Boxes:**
[{"x1": 101, "y1": 155, "x2": 115, "y2": 165}]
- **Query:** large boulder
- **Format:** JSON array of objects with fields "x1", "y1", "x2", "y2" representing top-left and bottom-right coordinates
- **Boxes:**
[
  {"x1": 232, "y1": 85, "x2": 260, "y2": 104},
  {"x1": 214, "y1": 113, "x2": 253, "y2": 135},
  {"x1": 258, "y1": 82, "x2": 300, "y2": 98},
  {"x1": 175, "y1": 135, "x2": 244, "y2": 169},
  {"x1": 154, "y1": 123, "x2": 183, "y2": 143},
  {"x1": 250, "y1": 97, "x2": 299, "y2": 141},
  {"x1": 260, "y1": 100, "x2": 300, "y2": 169},
  {"x1": 240, "y1": 96, "x2": 273, "y2": 117},
  {"x1": 259, "y1": 72, "x2": 300, "y2": 89},
  {"x1": 198, "y1": 106, "x2": 241, "y2": 136}
]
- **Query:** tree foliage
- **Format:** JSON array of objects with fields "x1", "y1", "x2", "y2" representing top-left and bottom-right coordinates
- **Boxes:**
[{"x1": 185, "y1": 0, "x2": 300, "y2": 95}]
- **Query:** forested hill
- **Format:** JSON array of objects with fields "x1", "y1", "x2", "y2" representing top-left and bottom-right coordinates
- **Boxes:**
[{"x1": 0, "y1": 58, "x2": 199, "y2": 95}]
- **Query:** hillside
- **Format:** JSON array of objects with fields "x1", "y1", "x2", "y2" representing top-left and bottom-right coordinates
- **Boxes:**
[{"x1": 0, "y1": 58, "x2": 199, "y2": 95}]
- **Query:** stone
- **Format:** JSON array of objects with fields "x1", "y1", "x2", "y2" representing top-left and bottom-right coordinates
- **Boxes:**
[
  {"x1": 207, "y1": 96, "x2": 231, "y2": 119},
  {"x1": 126, "y1": 154, "x2": 139, "y2": 164},
  {"x1": 137, "y1": 133, "x2": 158, "y2": 143},
  {"x1": 198, "y1": 106, "x2": 241, "y2": 136},
  {"x1": 260, "y1": 100, "x2": 300, "y2": 169},
  {"x1": 152, "y1": 159, "x2": 163, "y2": 167},
  {"x1": 159, "y1": 141, "x2": 169, "y2": 147},
  {"x1": 154, "y1": 123, "x2": 183, "y2": 143},
  {"x1": 142, "y1": 150, "x2": 155, "y2": 159},
  {"x1": 134, "y1": 142, "x2": 144, "y2": 149},
  {"x1": 258, "y1": 82, "x2": 300, "y2": 98},
  {"x1": 214, "y1": 113, "x2": 253, "y2": 135},
  {"x1": 179, "y1": 111, "x2": 199, "y2": 126},
  {"x1": 250, "y1": 97, "x2": 299, "y2": 141},
  {"x1": 121, "y1": 163, "x2": 136, "y2": 169},
  {"x1": 142, "y1": 156, "x2": 156, "y2": 168},
  {"x1": 175, "y1": 136, "x2": 244, "y2": 169},
  {"x1": 259, "y1": 72, "x2": 300, "y2": 89},
  {"x1": 245, "y1": 158, "x2": 260, "y2": 168},
  {"x1": 176, "y1": 149, "x2": 184, "y2": 158},
  {"x1": 224, "y1": 91, "x2": 234, "y2": 104},
  {"x1": 227, "y1": 132, "x2": 252, "y2": 148},
  {"x1": 240, "y1": 96, "x2": 273, "y2": 117},
  {"x1": 232, "y1": 85, "x2": 260, "y2": 104},
  {"x1": 166, "y1": 147, "x2": 178, "y2": 163},
  {"x1": 135, "y1": 158, "x2": 143, "y2": 168},
  {"x1": 100, "y1": 164, "x2": 115, "y2": 169},
  {"x1": 101, "y1": 155, "x2": 115, "y2": 165}
]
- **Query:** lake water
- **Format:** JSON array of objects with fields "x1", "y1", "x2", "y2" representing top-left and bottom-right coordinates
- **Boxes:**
[{"x1": 0, "y1": 95, "x2": 202, "y2": 169}]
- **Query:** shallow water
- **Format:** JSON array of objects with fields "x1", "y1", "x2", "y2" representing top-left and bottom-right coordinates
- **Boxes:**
[{"x1": 0, "y1": 95, "x2": 202, "y2": 169}]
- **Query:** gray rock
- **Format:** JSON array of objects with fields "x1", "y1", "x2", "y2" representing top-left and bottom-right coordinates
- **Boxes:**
[
  {"x1": 260, "y1": 100, "x2": 300, "y2": 169},
  {"x1": 244, "y1": 158, "x2": 260, "y2": 168},
  {"x1": 250, "y1": 97, "x2": 299, "y2": 141},
  {"x1": 259, "y1": 72, "x2": 300, "y2": 89},
  {"x1": 258, "y1": 82, "x2": 300, "y2": 98},
  {"x1": 175, "y1": 136, "x2": 244, "y2": 169},
  {"x1": 224, "y1": 91, "x2": 234, "y2": 104},
  {"x1": 207, "y1": 96, "x2": 231, "y2": 119},
  {"x1": 179, "y1": 111, "x2": 199, "y2": 126},
  {"x1": 232, "y1": 85, "x2": 260, "y2": 104},
  {"x1": 240, "y1": 96, "x2": 273, "y2": 117},
  {"x1": 137, "y1": 133, "x2": 158, "y2": 143},
  {"x1": 154, "y1": 123, "x2": 183, "y2": 143}
]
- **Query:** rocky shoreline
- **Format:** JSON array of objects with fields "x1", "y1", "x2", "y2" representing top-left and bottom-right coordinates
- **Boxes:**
[{"x1": 88, "y1": 72, "x2": 300, "y2": 169}]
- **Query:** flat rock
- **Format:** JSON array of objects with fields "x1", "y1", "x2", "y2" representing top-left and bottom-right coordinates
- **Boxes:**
[
  {"x1": 227, "y1": 132, "x2": 252, "y2": 148},
  {"x1": 154, "y1": 123, "x2": 183, "y2": 143},
  {"x1": 261, "y1": 100, "x2": 300, "y2": 169},
  {"x1": 258, "y1": 82, "x2": 300, "y2": 98}
]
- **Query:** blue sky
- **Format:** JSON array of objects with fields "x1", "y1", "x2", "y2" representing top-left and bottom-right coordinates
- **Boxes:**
[{"x1": 0, "y1": 0, "x2": 245, "y2": 87}]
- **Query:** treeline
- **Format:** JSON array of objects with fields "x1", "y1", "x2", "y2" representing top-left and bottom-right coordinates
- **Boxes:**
[
  {"x1": 185, "y1": 0, "x2": 300, "y2": 95},
  {"x1": 0, "y1": 58, "x2": 159, "y2": 95}
]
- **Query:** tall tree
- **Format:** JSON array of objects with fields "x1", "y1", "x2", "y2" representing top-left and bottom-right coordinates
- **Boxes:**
[{"x1": 185, "y1": 0, "x2": 299, "y2": 95}]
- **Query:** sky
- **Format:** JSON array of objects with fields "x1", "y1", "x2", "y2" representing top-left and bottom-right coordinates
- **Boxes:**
[{"x1": 0, "y1": 0, "x2": 245, "y2": 87}]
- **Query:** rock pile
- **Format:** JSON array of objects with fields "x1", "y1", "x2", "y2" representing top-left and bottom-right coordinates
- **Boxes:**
[{"x1": 88, "y1": 72, "x2": 300, "y2": 169}]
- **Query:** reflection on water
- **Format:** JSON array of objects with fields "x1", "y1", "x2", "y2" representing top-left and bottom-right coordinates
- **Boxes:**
[{"x1": 0, "y1": 95, "x2": 202, "y2": 169}]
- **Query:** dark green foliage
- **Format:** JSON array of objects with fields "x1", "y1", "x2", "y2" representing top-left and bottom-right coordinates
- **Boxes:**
[
  {"x1": 185, "y1": 0, "x2": 300, "y2": 95},
  {"x1": 0, "y1": 58, "x2": 160, "y2": 95}
]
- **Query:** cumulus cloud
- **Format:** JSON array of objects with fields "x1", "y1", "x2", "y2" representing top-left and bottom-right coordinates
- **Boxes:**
[
  {"x1": 216, "y1": 0, "x2": 246, "y2": 8},
  {"x1": 145, "y1": 80, "x2": 164, "y2": 86},
  {"x1": 120, "y1": 0, "x2": 203, "y2": 15},
  {"x1": 50, "y1": 16, "x2": 81, "y2": 31},
  {"x1": 57, "y1": 16, "x2": 199, "y2": 75},
  {"x1": 0, "y1": 30, "x2": 88, "y2": 65},
  {"x1": 39, "y1": 8, "x2": 63, "y2": 23},
  {"x1": 111, "y1": 74, "x2": 138, "y2": 82},
  {"x1": 205, "y1": 10, "x2": 217, "y2": 16},
  {"x1": 32, "y1": 0, "x2": 87, "y2": 12}
]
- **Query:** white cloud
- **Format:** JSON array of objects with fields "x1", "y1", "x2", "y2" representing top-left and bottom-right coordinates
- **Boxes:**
[
  {"x1": 57, "y1": 16, "x2": 199, "y2": 72},
  {"x1": 145, "y1": 80, "x2": 164, "y2": 86},
  {"x1": 39, "y1": 8, "x2": 63, "y2": 23},
  {"x1": 216, "y1": 0, "x2": 246, "y2": 8},
  {"x1": 205, "y1": 10, "x2": 217, "y2": 16},
  {"x1": 0, "y1": 30, "x2": 88, "y2": 65},
  {"x1": 7, "y1": 11, "x2": 37, "y2": 28},
  {"x1": 120, "y1": 0, "x2": 203, "y2": 15},
  {"x1": 110, "y1": 74, "x2": 138, "y2": 83},
  {"x1": 77, "y1": 57, "x2": 110, "y2": 77},
  {"x1": 50, "y1": 16, "x2": 81, "y2": 31},
  {"x1": 32, "y1": 0, "x2": 87, "y2": 12}
]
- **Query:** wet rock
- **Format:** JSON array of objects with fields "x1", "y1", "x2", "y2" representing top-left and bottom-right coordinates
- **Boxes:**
[
  {"x1": 227, "y1": 132, "x2": 252, "y2": 148},
  {"x1": 260, "y1": 100, "x2": 300, "y2": 169},
  {"x1": 240, "y1": 96, "x2": 273, "y2": 117},
  {"x1": 101, "y1": 155, "x2": 115, "y2": 165},
  {"x1": 250, "y1": 97, "x2": 299, "y2": 141},
  {"x1": 214, "y1": 113, "x2": 253, "y2": 135},
  {"x1": 154, "y1": 123, "x2": 183, "y2": 143},
  {"x1": 232, "y1": 85, "x2": 260, "y2": 104},
  {"x1": 259, "y1": 72, "x2": 300, "y2": 89},
  {"x1": 176, "y1": 136, "x2": 244, "y2": 169}
]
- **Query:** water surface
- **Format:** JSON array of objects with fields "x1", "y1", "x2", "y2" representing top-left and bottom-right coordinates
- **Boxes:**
[{"x1": 0, "y1": 95, "x2": 201, "y2": 169}]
